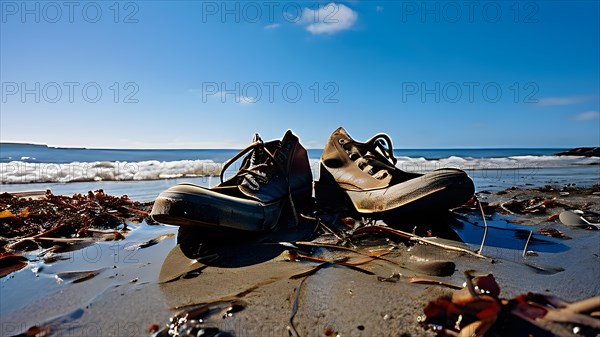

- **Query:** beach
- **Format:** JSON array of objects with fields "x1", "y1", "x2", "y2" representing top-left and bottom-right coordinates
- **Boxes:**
[
  {"x1": 1, "y1": 147, "x2": 599, "y2": 337},
  {"x1": 4, "y1": 0, "x2": 599, "y2": 335}
]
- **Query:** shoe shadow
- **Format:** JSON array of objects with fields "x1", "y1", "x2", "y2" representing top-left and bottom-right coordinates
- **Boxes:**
[
  {"x1": 176, "y1": 217, "x2": 318, "y2": 268},
  {"x1": 376, "y1": 210, "x2": 465, "y2": 242}
]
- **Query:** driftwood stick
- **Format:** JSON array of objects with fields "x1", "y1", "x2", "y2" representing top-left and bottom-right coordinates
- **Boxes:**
[
  {"x1": 476, "y1": 196, "x2": 489, "y2": 255},
  {"x1": 522, "y1": 230, "x2": 533, "y2": 257},
  {"x1": 352, "y1": 226, "x2": 488, "y2": 259},
  {"x1": 499, "y1": 201, "x2": 516, "y2": 214}
]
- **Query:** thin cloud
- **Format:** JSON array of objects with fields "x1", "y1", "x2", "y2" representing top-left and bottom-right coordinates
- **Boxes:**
[
  {"x1": 299, "y1": 3, "x2": 358, "y2": 35},
  {"x1": 264, "y1": 23, "x2": 280, "y2": 29},
  {"x1": 216, "y1": 92, "x2": 256, "y2": 104},
  {"x1": 239, "y1": 96, "x2": 257, "y2": 104},
  {"x1": 574, "y1": 111, "x2": 600, "y2": 121},
  {"x1": 538, "y1": 95, "x2": 595, "y2": 105},
  {"x1": 375, "y1": 6, "x2": 384, "y2": 12},
  {"x1": 194, "y1": 90, "x2": 257, "y2": 104}
]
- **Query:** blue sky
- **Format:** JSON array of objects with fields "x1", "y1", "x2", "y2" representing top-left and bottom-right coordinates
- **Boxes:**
[{"x1": 1, "y1": 0, "x2": 598, "y2": 149}]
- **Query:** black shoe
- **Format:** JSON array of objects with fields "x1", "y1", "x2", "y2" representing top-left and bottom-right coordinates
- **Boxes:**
[{"x1": 151, "y1": 130, "x2": 313, "y2": 231}]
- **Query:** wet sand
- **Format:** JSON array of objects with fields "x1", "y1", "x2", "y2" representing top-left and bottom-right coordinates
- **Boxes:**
[{"x1": 1, "y1": 185, "x2": 599, "y2": 337}]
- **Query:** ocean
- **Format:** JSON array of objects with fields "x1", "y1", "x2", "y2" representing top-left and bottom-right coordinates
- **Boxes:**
[{"x1": 1, "y1": 143, "x2": 598, "y2": 201}]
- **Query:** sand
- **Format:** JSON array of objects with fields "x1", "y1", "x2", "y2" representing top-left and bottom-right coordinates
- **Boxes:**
[{"x1": 1, "y1": 186, "x2": 599, "y2": 337}]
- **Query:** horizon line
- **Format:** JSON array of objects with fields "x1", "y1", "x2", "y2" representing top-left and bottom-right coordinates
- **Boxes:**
[{"x1": 0, "y1": 141, "x2": 589, "y2": 151}]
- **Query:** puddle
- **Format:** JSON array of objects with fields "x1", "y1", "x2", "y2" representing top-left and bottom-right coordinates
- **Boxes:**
[
  {"x1": 0, "y1": 222, "x2": 178, "y2": 319},
  {"x1": 451, "y1": 214, "x2": 569, "y2": 253}
]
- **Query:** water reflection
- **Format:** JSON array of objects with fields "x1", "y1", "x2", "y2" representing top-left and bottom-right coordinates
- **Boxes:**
[
  {"x1": 175, "y1": 219, "x2": 317, "y2": 268},
  {"x1": 452, "y1": 215, "x2": 569, "y2": 253}
]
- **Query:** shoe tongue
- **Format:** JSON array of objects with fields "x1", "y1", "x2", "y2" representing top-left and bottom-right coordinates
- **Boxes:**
[{"x1": 250, "y1": 133, "x2": 264, "y2": 166}]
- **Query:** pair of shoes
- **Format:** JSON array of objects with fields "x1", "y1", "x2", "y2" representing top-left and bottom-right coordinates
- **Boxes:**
[
  {"x1": 150, "y1": 130, "x2": 312, "y2": 231},
  {"x1": 151, "y1": 128, "x2": 475, "y2": 231}
]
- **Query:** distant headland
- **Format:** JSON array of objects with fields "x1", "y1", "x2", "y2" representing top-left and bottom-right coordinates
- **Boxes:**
[{"x1": 557, "y1": 147, "x2": 600, "y2": 157}]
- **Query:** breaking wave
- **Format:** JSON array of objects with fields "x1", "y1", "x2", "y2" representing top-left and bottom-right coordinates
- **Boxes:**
[
  {"x1": 1, "y1": 155, "x2": 597, "y2": 184},
  {"x1": 0, "y1": 160, "x2": 222, "y2": 184},
  {"x1": 395, "y1": 155, "x2": 599, "y2": 172}
]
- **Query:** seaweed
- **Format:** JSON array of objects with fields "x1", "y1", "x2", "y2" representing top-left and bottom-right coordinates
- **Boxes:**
[
  {"x1": 0, "y1": 189, "x2": 153, "y2": 248},
  {"x1": 0, "y1": 189, "x2": 154, "y2": 278},
  {"x1": 421, "y1": 271, "x2": 600, "y2": 337}
]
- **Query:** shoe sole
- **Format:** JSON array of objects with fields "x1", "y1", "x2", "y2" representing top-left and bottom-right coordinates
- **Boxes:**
[
  {"x1": 316, "y1": 168, "x2": 474, "y2": 215},
  {"x1": 151, "y1": 184, "x2": 313, "y2": 232}
]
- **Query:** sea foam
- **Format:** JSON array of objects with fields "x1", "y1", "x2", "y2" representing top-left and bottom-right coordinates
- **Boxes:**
[
  {"x1": 0, "y1": 155, "x2": 597, "y2": 184},
  {"x1": 0, "y1": 160, "x2": 221, "y2": 184}
]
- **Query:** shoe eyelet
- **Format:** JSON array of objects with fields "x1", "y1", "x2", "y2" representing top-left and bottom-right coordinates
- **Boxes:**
[{"x1": 339, "y1": 139, "x2": 345, "y2": 144}]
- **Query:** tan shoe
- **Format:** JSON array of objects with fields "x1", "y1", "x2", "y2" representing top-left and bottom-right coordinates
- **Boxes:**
[{"x1": 316, "y1": 127, "x2": 474, "y2": 214}]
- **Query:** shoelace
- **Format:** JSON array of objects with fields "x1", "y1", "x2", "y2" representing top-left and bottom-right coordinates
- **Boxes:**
[
  {"x1": 346, "y1": 133, "x2": 397, "y2": 180},
  {"x1": 364, "y1": 133, "x2": 397, "y2": 165},
  {"x1": 219, "y1": 135, "x2": 300, "y2": 226},
  {"x1": 220, "y1": 141, "x2": 280, "y2": 190}
]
